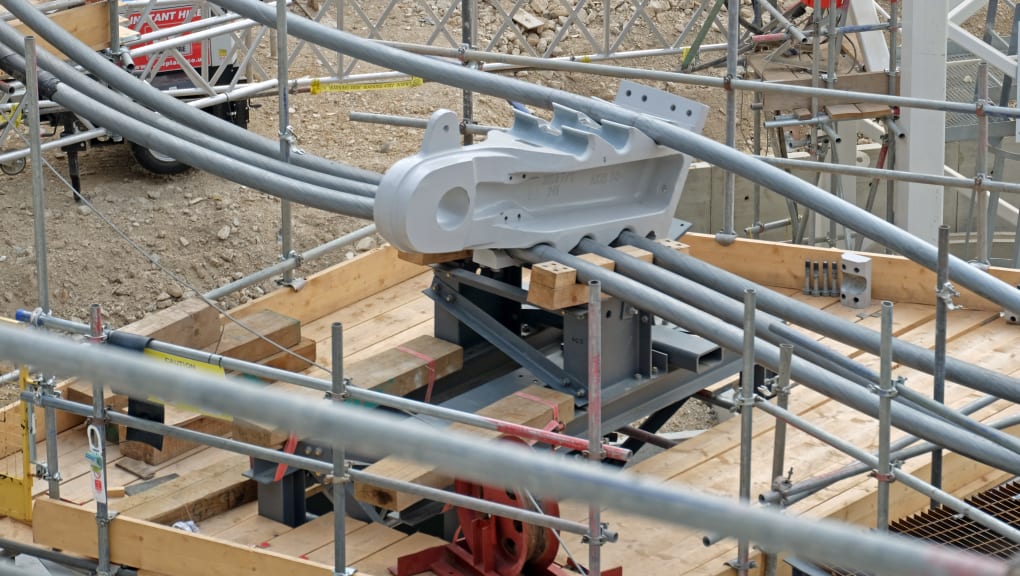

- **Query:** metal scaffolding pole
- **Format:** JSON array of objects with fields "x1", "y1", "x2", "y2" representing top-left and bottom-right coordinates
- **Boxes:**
[
  {"x1": 718, "y1": 0, "x2": 739, "y2": 243},
  {"x1": 932, "y1": 225, "x2": 951, "y2": 502},
  {"x1": 755, "y1": 398, "x2": 1020, "y2": 544},
  {"x1": 88, "y1": 304, "x2": 111, "y2": 576},
  {"x1": 331, "y1": 322, "x2": 348, "y2": 576},
  {"x1": 734, "y1": 289, "x2": 756, "y2": 576},
  {"x1": 976, "y1": 62, "x2": 991, "y2": 266},
  {"x1": 762, "y1": 343, "x2": 792, "y2": 576},
  {"x1": 0, "y1": 324, "x2": 1012, "y2": 576},
  {"x1": 276, "y1": 0, "x2": 294, "y2": 285},
  {"x1": 516, "y1": 244, "x2": 1020, "y2": 475},
  {"x1": 619, "y1": 231, "x2": 1020, "y2": 406},
  {"x1": 876, "y1": 301, "x2": 894, "y2": 532},
  {"x1": 23, "y1": 393, "x2": 597, "y2": 538},
  {"x1": 586, "y1": 280, "x2": 603, "y2": 575},
  {"x1": 13, "y1": 312, "x2": 630, "y2": 461}
]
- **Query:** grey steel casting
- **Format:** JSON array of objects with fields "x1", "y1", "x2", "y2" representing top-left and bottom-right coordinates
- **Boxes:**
[
  {"x1": 0, "y1": 324, "x2": 1013, "y2": 576},
  {"x1": 211, "y1": 0, "x2": 1020, "y2": 318},
  {"x1": 513, "y1": 243, "x2": 1020, "y2": 476},
  {"x1": 620, "y1": 231, "x2": 1020, "y2": 406},
  {"x1": 0, "y1": 0, "x2": 381, "y2": 185}
]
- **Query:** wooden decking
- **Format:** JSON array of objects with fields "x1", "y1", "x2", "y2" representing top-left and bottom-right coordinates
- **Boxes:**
[{"x1": 7, "y1": 238, "x2": 1020, "y2": 576}]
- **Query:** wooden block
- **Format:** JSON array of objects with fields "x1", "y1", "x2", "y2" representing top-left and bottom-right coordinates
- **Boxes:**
[
  {"x1": 122, "y1": 297, "x2": 220, "y2": 349},
  {"x1": 682, "y1": 232, "x2": 1020, "y2": 311},
  {"x1": 119, "y1": 406, "x2": 232, "y2": 465},
  {"x1": 255, "y1": 337, "x2": 317, "y2": 375},
  {"x1": 656, "y1": 238, "x2": 691, "y2": 255},
  {"x1": 116, "y1": 457, "x2": 158, "y2": 480},
  {"x1": 530, "y1": 261, "x2": 578, "y2": 290},
  {"x1": 527, "y1": 254, "x2": 616, "y2": 310},
  {"x1": 793, "y1": 107, "x2": 813, "y2": 120},
  {"x1": 233, "y1": 335, "x2": 463, "y2": 448},
  {"x1": 33, "y1": 499, "x2": 332, "y2": 576},
  {"x1": 397, "y1": 249, "x2": 473, "y2": 265},
  {"x1": 11, "y1": 2, "x2": 125, "y2": 58},
  {"x1": 214, "y1": 309, "x2": 302, "y2": 363},
  {"x1": 614, "y1": 245, "x2": 654, "y2": 263},
  {"x1": 354, "y1": 385, "x2": 574, "y2": 510},
  {"x1": 854, "y1": 102, "x2": 893, "y2": 118},
  {"x1": 116, "y1": 456, "x2": 255, "y2": 525},
  {"x1": 108, "y1": 486, "x2": 127, "y2": 499},
  {"x1": 825, "y1": 104, "x2": 867, "y2": 121}
]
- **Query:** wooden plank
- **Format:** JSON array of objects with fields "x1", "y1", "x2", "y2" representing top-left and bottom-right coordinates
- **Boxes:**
[
  {"x1": 683, "y1": 233, "x2": 1020, "y2": 311},
  {"x1": 10, "y1": 2, "x2": 135, "y2": 57},
  {"x1": 115, "y1": 455, "x2": 255, "y2": 525},
  {"x1": 854, "y1": 102, "x2": 893, "y2": 118},
  {"x1": 301, "y1": 273, "x2": 431, "y2": 340},
  {"x1": 215, "y1": 515, "x2": 293, "y2": 547},
  {"x1": 261, "y1": 512, "x2": 366, "y2": 558},
  {"x1": 33, "y1": 499, "x2": 333, "y2": 576},
  {"x1": 354, "y1": 385, "x2": 574, "y2": 510},
  {"x1": 305, "y1": 523, "x2": 407, "y2": 565},
  {"x1": 760, "y1": 69, "x2": 899, "y2": 110},
  {"x1": 356, "y1": 532, "x2": 446, "y2": 576},
  {"x1": 398, "y1": 250, "x2": 472, "y2": 265},
  {"x1": 234, "y1": 245, "x2": 425, "y2": 326},
  {"x1": 257, "y1": 337, "x2": 317, "y2": 375},
  {"x1": 213, "y1": 309, "x2": 302, "y2": 363},
  {"x1": 824, "y1": 104, "x2": 867, "y2": 121},
  {"x1": 233, "y1": 335, "x2": 463, "y2": 448},
  {"x1": 121, "y1": 297, "x2": 220, "y2": 348},
  {"x1": 118, "y1": 406, "x2": 233, "y2": 465}
]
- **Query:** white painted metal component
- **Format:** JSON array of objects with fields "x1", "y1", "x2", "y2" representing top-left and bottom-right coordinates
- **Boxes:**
[
  {"x1": 947, "y1": 22, "x2": 1018, "y2": 79},
  {"x1": 848, "y1": 0, "x2": 890, "y2": 72},
  {"x1": 840, "y1": 253, "x2": 873, "y2": 309},
  {"x1": 374, "y1": 81, "x2": 709, "y2": 254},
  {"x1": 896, "y1": 0, "x2": 948, "y2": 245},
  {"x1": 949, "y1": 0, "x2": 989, "y2": 24}
]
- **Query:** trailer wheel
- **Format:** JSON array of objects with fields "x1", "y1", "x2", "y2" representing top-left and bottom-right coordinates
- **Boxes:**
[{"x1": 129, "y1": 143, "x2": 191, "y2": 175}]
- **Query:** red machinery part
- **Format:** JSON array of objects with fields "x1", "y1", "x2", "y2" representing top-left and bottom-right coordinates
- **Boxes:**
[
  {"x1": 391, "y1": 437, "x2": 622, "y2": 576},
  {"x1": 800, "y1": 0, "x2": 849, "y2": 7}
]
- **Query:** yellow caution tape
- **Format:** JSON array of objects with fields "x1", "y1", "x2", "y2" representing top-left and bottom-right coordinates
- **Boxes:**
[
  {"x1": 310, "y1": 76, "x2": 424, "y2": 94},
  {"x1": 143, "y1": 349, "x2": 232, "y2": 421},
  {"x1": 144, "y1": 349, "x2": 226, "y2": 376}
]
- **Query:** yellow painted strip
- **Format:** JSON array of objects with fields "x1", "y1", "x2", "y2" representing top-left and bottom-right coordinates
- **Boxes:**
[
  {"x1": 144, "y1": 349, "x2": 226, "y2": 376},
  {"x1": 309, "y1": 76, "x2": 424, "y2": 94},
  {"x1": 142, "y1": 349, "x2": 232, "y2": 421}
]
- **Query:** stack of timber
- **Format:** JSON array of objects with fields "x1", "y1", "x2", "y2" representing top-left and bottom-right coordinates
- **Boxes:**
[{"x1": 15, "y1": 239, "x2": 1020, "y2": 576}]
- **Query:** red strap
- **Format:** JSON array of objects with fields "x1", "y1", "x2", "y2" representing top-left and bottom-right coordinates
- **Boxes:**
[
  {"x1": 273, "y1": 433, "x2": 300, "y2": 483},
  {"x1": 513, "y1": 391, "x2": 563, "y2": 432},
  {"x1": 398, "y1": 346, "x2": 437, "y2": 403}
]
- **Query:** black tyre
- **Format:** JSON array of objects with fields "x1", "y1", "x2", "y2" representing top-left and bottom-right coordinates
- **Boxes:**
[{"x1": 129, "y1": 143, "x2": 191, "y2": 175}]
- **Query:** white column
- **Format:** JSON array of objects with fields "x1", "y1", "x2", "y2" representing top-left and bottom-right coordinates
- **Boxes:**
[
  {"x1": 848, "y1": 0, "x2": 890, "y2": 72},
  {"x1": 895, "y1": 0, "x2": 948, "y2": 245}
]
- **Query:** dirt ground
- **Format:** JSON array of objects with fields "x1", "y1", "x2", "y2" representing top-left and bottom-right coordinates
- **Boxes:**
[{"x1": 0, "y1": 0, "x2": 783, "y2": 420}]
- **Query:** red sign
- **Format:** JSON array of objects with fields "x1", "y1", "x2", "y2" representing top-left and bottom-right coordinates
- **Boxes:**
[{"x1": 127, "y1": 5, "x2": 203, "y2": 73}]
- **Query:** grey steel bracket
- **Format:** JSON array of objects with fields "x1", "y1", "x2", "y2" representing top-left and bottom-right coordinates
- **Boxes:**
[
  {"x1": 374, "y1": 81, "x2": 708, "y2": 254},
  {"x1": 426, "y1": 278, "x2": 588, "y2": 403}
]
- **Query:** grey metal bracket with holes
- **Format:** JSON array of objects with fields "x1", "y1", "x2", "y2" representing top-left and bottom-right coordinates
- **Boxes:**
[
  {"x1": 840, "y1": 253, "x2": 872, "y2": 309},
  {"x1": 373, "y1": 80, "x2": 708, "y2": 254}
]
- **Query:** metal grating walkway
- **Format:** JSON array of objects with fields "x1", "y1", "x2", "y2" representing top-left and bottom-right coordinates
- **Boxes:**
[{"x1": 822, "y1": 480, "x2": 1020, "y2": 576}]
